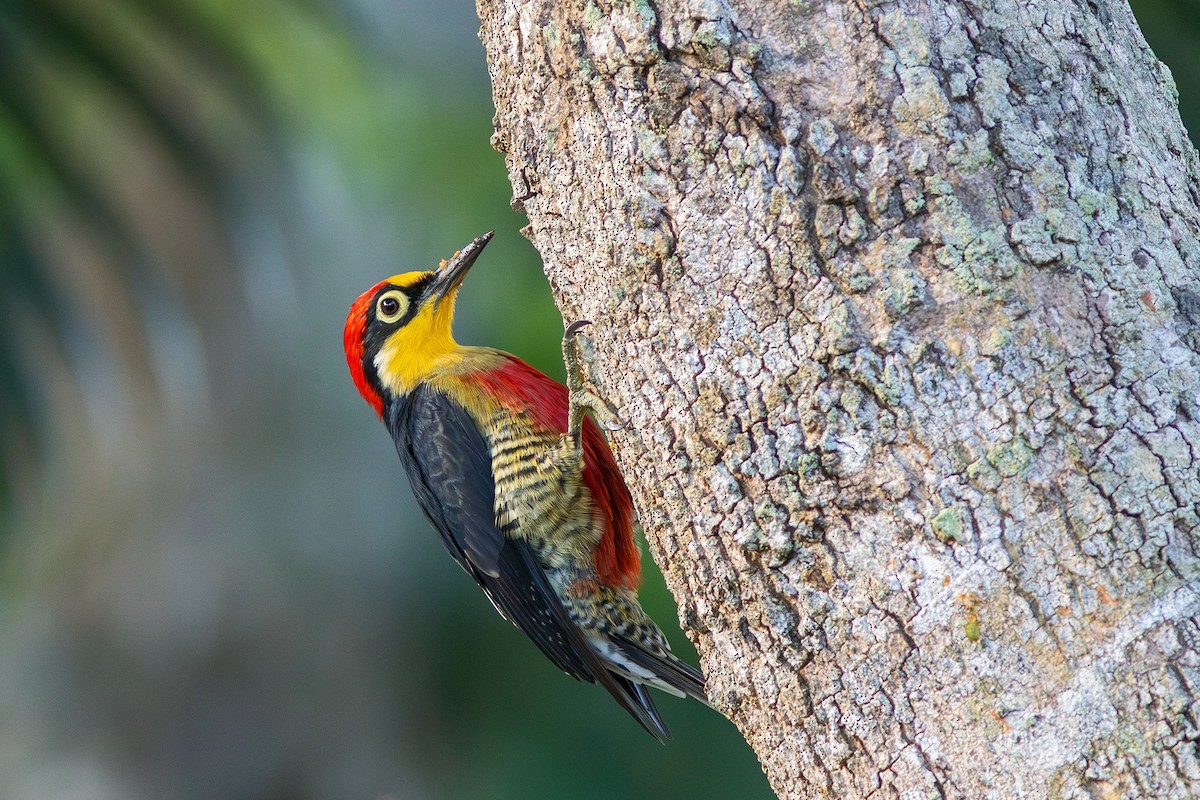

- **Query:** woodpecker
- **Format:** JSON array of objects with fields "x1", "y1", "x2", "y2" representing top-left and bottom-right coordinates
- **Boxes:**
[{"x1": 343, "y1": 231, "x2": 706, "y2": 740}]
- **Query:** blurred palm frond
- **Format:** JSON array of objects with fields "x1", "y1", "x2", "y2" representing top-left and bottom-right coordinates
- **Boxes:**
[{"x1": 0, "y1": 0, "x2": 286, "y2": 508}]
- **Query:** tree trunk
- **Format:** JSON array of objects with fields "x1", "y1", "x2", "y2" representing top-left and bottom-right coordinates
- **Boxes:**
[{"x1": 476, "y1": 0, "x2": 1200, "y2": 797}]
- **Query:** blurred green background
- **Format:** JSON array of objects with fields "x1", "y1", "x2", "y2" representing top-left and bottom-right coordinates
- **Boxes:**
[{"x1": 0, "y1": 1, "x2": 1194, "y2": 799}]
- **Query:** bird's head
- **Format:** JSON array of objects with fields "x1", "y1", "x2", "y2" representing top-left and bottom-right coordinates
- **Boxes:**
[{"x1": 344, "y1": 231, "x2": 493, "y2": 417}]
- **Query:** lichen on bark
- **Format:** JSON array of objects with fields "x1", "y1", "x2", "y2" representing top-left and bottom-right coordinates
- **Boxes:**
[{"x1": 477, "y1": 0, "x2": 1200, "y2": 797}]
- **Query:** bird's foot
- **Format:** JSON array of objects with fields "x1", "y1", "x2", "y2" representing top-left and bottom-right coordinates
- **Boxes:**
[{"x1": 563, "y1": 321, "x2": 626, "y2": 455}]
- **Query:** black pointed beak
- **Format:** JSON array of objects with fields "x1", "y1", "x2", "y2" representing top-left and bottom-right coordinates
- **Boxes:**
[{"x1": 428, "y1": 231, "x2": 494, "y2": 303}]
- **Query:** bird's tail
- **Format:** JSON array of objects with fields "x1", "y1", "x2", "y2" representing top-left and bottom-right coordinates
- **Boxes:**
[
  {"x1": 596, "y1": 637, "x2": 709, "y2": 742},
  {"x1": 609, "y1": 635, "x2": 709, "y2": 705},
  {"x1": 613, "y1": 676, "x2": 673, "y2": 741}
]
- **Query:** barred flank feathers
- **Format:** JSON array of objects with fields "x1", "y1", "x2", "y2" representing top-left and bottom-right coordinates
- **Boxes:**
[{"x1": 474, "y1": 355, "x2": 640, "y2": 589}]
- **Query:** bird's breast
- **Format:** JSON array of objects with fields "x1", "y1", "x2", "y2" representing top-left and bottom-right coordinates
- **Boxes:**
[
  {"x1": 483, "y1": 403, "x2": 603, "y2": 571},
  {"x1": 428, "y1": 354, "x2": 629, "y2": 585}
]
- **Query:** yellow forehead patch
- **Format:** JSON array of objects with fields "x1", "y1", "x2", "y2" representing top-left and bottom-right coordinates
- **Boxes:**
[{"x1": 385, "y1": 271, "x2": 431, "y2": 290}]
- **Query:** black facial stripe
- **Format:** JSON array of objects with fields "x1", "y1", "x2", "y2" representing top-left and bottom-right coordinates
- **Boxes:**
[
  {"x1": 360, "y1": 276, "x2": 434, "y2": 366},
  {"x1": 406, "y1": 273, "x2": 435, "y2": 303}
]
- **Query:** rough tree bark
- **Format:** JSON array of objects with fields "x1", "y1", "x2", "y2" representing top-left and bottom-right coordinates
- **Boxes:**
[{"x1": 477, "y1": 1, "x2": 1200, "y2": 797}]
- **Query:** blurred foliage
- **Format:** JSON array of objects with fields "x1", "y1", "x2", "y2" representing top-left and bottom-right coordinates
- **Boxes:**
[
  {"x1": 0, "y1": 1, "x2": 767, "y2": 799},
  {"x1": 0, "y1": 0, "x2": 1195, "y2": 798}
]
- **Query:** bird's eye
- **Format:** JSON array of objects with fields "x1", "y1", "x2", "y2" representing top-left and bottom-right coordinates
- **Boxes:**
[{"x1": 376, "y1": 290, "x2": 409, "y2": 323}]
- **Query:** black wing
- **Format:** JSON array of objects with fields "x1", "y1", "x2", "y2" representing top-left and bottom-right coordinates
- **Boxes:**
[
  {"x1": 387, "y1": 384, "x2": 504, "y2": 579},
  {"x1": 387, "y1": 385, "x2": 671, "y2": 740}
]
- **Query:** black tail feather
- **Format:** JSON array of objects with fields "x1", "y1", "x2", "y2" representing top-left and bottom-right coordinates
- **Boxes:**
[
  {"x1": 614, "y1": 675, "x2": 672, "y2": 742},
  {"x1": 590, "y1": 668, "x2": 673, "y2": 742},
  {"x1": 502, "y1": 539, "x2": 675, "y2": 740},
  {"x1": 612, "y1": 635, "x2": 709, "y2": 706}
]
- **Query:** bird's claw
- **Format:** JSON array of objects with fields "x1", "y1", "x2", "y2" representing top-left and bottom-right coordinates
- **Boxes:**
[
  {"x1": 565, "y1": 319, "x2": 592, "y2": 339},
  {"x1": 601, "y1": 417, "x2": 629, "y2": 433},
  {"x1": 571, "y1": 388, "x2": 627, "y2": 432},
  {"x1": 562, "y1": 320, "x2": 626, "y2": 449}
]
